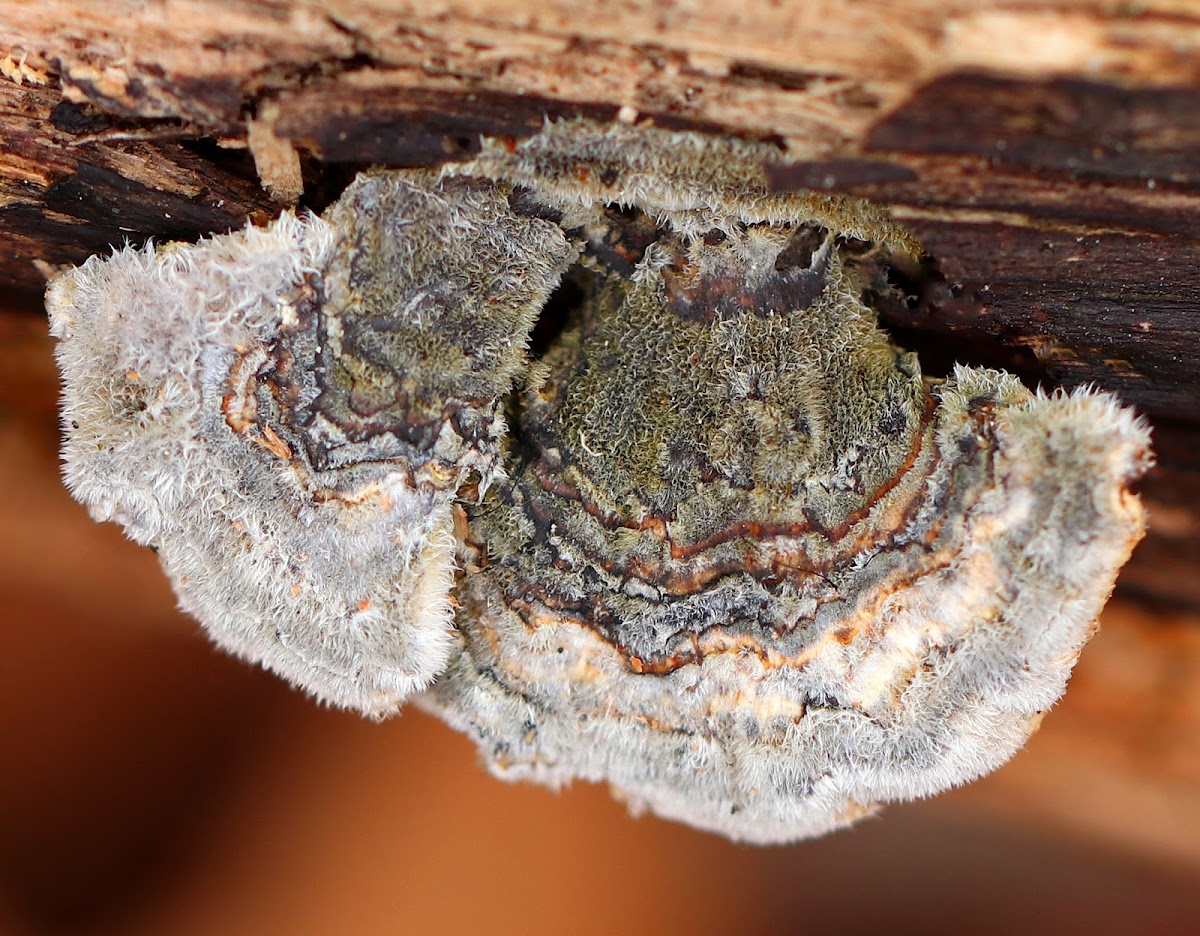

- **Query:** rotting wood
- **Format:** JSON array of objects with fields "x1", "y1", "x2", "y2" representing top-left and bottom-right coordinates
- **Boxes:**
[{"x1": 0, "y1": 0, "x2": 1198, "y2": 610}]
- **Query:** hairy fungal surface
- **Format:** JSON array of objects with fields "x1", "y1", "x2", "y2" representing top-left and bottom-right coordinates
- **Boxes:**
[{"x1": 47, "y1": 121, "x2": 1151, "y2": 842}]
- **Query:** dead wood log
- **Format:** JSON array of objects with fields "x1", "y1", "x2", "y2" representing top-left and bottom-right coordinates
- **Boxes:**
[{"x1": 3, "y1": 2, "x2": 1199, "y2": 608}]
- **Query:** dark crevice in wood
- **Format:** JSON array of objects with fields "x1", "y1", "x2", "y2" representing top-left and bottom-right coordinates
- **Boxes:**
[
  {"x1": 867, "y1": 73, "x2": 1200, "y2": 190},
  {"x1": 528, "y1": 276, "x2": 585, "y2": 361}
]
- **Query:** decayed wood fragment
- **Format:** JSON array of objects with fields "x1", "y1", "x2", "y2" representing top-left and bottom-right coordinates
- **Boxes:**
[{"x1": 2, "y1": 0, "x2": 1197, "y2": 605}]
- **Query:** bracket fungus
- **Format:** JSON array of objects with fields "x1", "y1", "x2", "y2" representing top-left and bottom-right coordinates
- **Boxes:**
[{"x1": 47, "y1": 121, "x2": 1150, "y2": 842}]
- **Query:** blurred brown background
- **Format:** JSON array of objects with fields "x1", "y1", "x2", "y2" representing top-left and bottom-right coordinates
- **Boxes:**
[{"x1": 2, "y1": 293, "x2": 1198, "y2": 936}]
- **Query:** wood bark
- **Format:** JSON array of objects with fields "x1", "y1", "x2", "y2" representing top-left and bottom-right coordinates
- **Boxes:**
[
  {"x1": 0, "y1": 0, "x2": 1197, "y2": 882},
  {"x1": 3, "y1": 0, "x2": 1198, "y2": 606}
]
